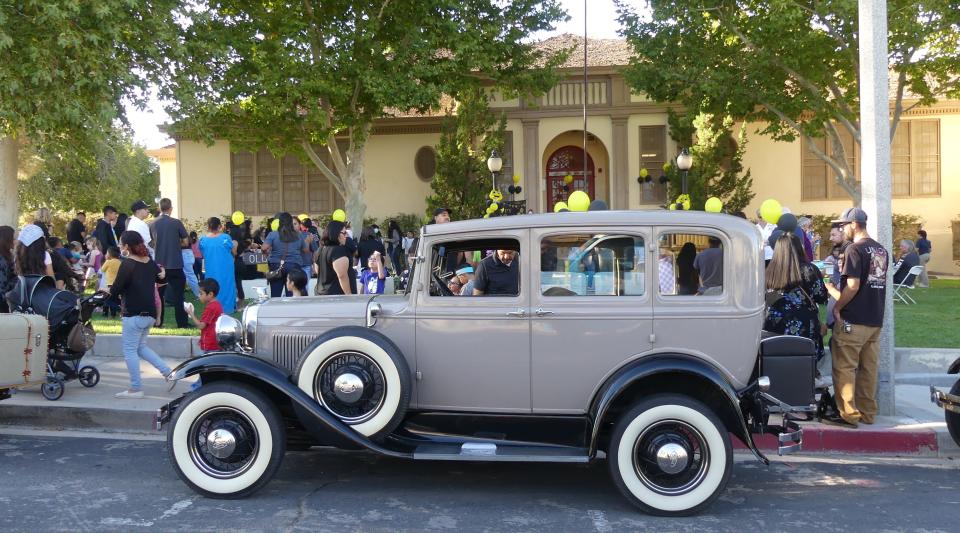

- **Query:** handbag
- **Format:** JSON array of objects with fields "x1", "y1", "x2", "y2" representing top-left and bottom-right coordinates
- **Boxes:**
[
  {"x1": 265, "y1": 241, "x2": 289, "y2": 281},
  {"x1": 67, "y1": 322, "x2": 97, "y2": 353}
]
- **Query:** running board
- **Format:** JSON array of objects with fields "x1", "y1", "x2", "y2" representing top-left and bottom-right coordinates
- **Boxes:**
[{"x1": 412, "y1": 442, "x2": 590, "y2": 463}]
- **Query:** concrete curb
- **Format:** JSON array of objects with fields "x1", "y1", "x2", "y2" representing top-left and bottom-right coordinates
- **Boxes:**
[
  {"x1": 0, "y1": 403, "x2": 157, "y2": 434},
  {"x1": 747, "y1": 423, "x2": 954, "y2": 458}
]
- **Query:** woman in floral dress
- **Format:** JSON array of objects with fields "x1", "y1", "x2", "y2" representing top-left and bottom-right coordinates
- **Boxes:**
[{"x1": 763, "y1": 232, "x2": 828, "y2": 360}]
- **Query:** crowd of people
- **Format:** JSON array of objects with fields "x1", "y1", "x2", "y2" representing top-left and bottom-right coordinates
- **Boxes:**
[{"x1": 1, "y1": 200, "x2": 932, "y2": 412}]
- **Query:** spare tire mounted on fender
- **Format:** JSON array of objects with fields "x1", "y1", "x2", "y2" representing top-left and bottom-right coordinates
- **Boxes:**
[{"x1": 295, "y1": 326, "x2": 411, "y2": 438}]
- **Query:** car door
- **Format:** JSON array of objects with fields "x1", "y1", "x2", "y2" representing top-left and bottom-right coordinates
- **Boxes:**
[
  {"x1": 414, "y1": 229, "x2": 531, "y2": 413},
  {"x1": 529, "y1": 227, "x2": 654, "y2": 413}
]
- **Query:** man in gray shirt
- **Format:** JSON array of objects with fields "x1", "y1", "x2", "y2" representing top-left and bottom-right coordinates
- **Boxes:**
[
  {"x1": 151, "y1": 198, "x2": 190, "y2": 328},
  {"x1": 693, "y1": 237, "x2": 723, "y2": 295}
]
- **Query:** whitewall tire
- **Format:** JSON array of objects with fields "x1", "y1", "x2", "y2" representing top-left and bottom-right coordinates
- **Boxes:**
[
  {"x1": 295, "y1": 326, "x2": 411, "y2": 439},
  {"x1": 168, "y1": 381, "x2": 285, "y2": 498},
  {"x1": 608, "y1": 394, "x2": 732, "y2": 516}
]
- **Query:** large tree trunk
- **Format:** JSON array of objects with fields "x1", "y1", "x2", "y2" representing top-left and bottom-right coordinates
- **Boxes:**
[
  {"x1": 0, "y1": 135, "x2": 19, "y2": 226},
  {"x1": 343, "y1": 145, "x2": 368, "y2": 235}
]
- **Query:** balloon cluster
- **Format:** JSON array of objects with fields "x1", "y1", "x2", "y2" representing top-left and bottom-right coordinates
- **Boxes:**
[
  {"x1": 560, "y1": 174, "x2": 573, "y2": 193},
  {"x1": 507, "y1": 174, "x2": 523, "y2": 194},
  {"x1": 552, "y1": 191, "x2": 608, "y2": 213},
  {"x1": 668, "y1": 194, "x2": 691, "y2": 211},
  {"x1": 484, "y1": 189, "x2": 503, "y2": 218}
]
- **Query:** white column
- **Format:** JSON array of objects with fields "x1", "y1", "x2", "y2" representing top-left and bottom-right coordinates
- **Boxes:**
[{"x1": 858, "y1": 0, "x2": 895, "y2": 415}]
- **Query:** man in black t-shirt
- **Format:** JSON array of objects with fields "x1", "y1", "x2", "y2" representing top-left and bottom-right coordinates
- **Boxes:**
[
  {"x1": 473, "y1": 249, "x2": 519, "y2": 296},
  {"x1": 66, "y1": 211, "x2": 87, "y2": 248},
  {"x1": 824, "y1": 207, "x2": 889, "y2": 428}
]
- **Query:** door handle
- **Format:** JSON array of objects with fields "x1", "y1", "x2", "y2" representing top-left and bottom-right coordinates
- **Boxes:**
[
  {"x1": 506, "y1": 308, "x2": 527, "y2": 318},
  {"x1": 534, "y1": 307, "x2": 554, "y2": 317}
]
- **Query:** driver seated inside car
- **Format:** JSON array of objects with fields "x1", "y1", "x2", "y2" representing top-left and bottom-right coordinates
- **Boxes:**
[{"x1": 473, "y1": 249, "x2": 519, "y2": 296}]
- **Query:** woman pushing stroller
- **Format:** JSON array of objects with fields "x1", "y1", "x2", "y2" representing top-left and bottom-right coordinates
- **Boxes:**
[{"x1": 104, "y1": 231, "x2": 173, "y2": 399}]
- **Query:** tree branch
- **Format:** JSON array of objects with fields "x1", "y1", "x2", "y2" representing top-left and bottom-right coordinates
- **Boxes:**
[{"x1": 300, "y1": 138, "x2": 344, "y2": 193}]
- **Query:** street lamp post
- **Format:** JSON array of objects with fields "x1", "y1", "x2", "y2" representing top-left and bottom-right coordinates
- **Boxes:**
[
  {"x1": 487, "y1": 150, "x2": 503, "y2": 190},
  {"x1": 676, "y1": 148, "x2": 693, "y2": 195}
]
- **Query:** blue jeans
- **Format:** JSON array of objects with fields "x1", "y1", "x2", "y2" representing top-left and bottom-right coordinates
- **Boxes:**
[
  {"x1": 121, "y1": 315, "x2": 172, "y2": 390},
  {"x1": 182, "y1": 249, "x2": 201, "y2": 298}
]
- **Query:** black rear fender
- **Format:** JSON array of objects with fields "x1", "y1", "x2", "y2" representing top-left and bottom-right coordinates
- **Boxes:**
[{"x1": 588, "y1": 354, "x2": 767, "y2": 464}]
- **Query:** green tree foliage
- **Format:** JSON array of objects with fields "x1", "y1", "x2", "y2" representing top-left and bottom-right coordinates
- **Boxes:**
[
  {"x1": 0, "y1": 0, "x2": 178, "y2": 224},
  {"x1": 165, "y1": 0, "x2": 567, "y2": 232},
  {"x1": 663, "y1": 111, "x2": 754, "y2": 213},
  {"x1": 617, "y1": 0, "x2": 960, "y2": 204},
  {"x1": 426, "y1": 88, "x2": 507, "y2": 221},
  {"x1": 19, "y1": 128, "x2": 159, "y2": 215}
]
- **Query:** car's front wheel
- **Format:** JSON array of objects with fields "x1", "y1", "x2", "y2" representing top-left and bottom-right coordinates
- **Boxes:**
[
  {"x1": 608, "y1": 394, "x2": 732, "y2": 516},
  {"x1": 168, "y1": 381, "x2": 285, "y2": 498},
  {"x1": 946, "y1": 379, "x2": 960, "y2": 447}
]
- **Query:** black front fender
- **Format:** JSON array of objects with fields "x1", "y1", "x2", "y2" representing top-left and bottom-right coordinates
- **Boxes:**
[
  {"x1": 587, "y1": 354, "x2": 768, "y2": 464},
  {"x1": 166, "y1": 352, "x2": 412, "y2": 459}
]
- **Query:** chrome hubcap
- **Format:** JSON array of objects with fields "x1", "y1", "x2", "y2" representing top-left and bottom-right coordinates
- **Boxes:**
[
  {"x1": 655, "y1": 442, "x2": 689, "y2": 474},
  {"x1": 206, "y1": 428, "x2": 238, "y2": 459},
  {"x1": 333, "y1": 373, "x2": 365, "y2": 403}
]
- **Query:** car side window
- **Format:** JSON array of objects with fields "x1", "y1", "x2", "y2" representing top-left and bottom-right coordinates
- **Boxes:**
[
  {"x1": 658, "y1": 233, "x2": 724, "y2": 296},
  {"x1": 540, "y1": 234, "x2": 645, "y2": 296},
  {"x1": 428, "y1": 238, "x2": 521, "y2": 297}
]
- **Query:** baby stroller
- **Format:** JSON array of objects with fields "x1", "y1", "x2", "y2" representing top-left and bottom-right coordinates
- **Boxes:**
[{"x1": 6, "y1": 275, "x2": 106, "y2": 401}]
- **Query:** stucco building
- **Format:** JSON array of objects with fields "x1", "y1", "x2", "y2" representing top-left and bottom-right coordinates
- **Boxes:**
[{"x1": 149, "y1": 35, "x2": 960, "y2": 275}]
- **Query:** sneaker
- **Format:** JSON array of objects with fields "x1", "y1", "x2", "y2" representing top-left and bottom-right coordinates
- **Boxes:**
[{"x1": 114, "y1": 389, "x2": 144, "y2": 399}]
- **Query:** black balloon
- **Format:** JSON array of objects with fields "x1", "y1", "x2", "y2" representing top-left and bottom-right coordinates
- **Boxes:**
[
  {"x1": 588, "y1": 200, "x2": 609, "y2": 211},
  {"x1": 514, "y1": 186, "x2": 522, "y2": 193},
  {"x1": 659, "y1": 176, "x2": 669, "y2": 185}
]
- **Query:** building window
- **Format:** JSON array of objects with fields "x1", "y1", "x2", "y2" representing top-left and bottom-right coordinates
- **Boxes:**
[
  {"x1": 415, "y1": 146, "x2": 437, "y2": 182},
  {"x1": 230, "y1": 148, "x2": 342, "y2": 216},
  {"x1": 802, "y1": 119, "x2": 939, "y2": 200},
  {"x1": 639, "y1": 126, "x2": 667, "y2": 204}
]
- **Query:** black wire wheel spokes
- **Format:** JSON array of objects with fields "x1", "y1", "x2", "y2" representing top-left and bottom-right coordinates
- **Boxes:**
[
  {"x1": 632, "y1": 419, "x2": 710, "y2": 496},
  {"x1": 187, "y1": 407, "x2": 260, "y2": 479},
  {"x1": 314, "y1": 351, "x2": 386, "y2": 424}
]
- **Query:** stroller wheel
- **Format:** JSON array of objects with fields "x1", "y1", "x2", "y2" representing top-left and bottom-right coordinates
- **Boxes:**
[
  {"x1": 79, "y1": 366, "x2": 100, "y2": 388},
  {"x1": 42, "y1": 377, "x2": 65, "y2": 401}
]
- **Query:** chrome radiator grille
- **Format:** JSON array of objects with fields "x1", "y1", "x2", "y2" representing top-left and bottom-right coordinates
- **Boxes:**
[{"x1": 270, "y1": 333, "x2": 319, "y2": 372}]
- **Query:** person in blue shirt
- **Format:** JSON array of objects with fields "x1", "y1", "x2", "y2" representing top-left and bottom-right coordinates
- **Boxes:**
[
  {"x1": 916, "y1": 229, "x2": 931, "y2": 287},
  {"x1": 260, "y1": 212, "x2": 310, "y2": 297},
  {"x1": 360, "y1": 251, "x2": 387, "y2": 294}
]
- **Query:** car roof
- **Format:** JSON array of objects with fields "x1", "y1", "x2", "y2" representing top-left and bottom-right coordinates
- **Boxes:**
[{"x1": 423, "y1": 210, "x2": 760, "y2": 239}]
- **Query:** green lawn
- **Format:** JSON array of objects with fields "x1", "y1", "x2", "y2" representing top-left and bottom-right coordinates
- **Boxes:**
[
  {"x1": 89, "y1": 291, "x2": 244, "y2": 336},
  {"x1": 894, "y1": 278, "x2": 960, "y2": 349}
]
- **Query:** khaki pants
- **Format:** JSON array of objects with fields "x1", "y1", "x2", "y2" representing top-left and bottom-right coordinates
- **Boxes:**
[
  {"x1": 831, "y1": 323, "x2": 881, "y2": 424},
  {"x1": 918, "y1": 253, "x2": 931, "y2": 286}
]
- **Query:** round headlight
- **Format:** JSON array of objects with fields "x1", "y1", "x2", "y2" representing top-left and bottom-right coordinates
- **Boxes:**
[{"x1": 215, "y1": 315, "x2": 243, "y2": 350}]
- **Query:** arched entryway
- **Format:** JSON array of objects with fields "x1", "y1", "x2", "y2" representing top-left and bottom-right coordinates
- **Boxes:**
[{"x1": 545, "y1": 146, "x2": 595, "y2": 208}]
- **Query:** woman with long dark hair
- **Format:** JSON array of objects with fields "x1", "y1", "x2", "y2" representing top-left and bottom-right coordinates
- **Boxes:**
[
  {"x1": 675, "y1": 242, "x2": 699, "y2": 295},
  {"x1": 0, "y1": 226, "x2": 15, "y2": 312},
  {"x1": 386, "y1": 219, "x2": 403, "y2": 273},
  {"x1": 261, "y1": 212, "x2": 309, "y2": 297},
  {"x1": 763, "y1": 232, "x2": 828, "y2": 360},
  {"x1": 199, "y1": 217, "x2": 238, "y2": 313},
  {"x1": 14, "y1": 224, "x2": 55, "y2": 278},
  {"x1": 108, "y1": 231, "x2": 172, "y2": 399},
  {"x1": 315, "y1": 220, "x2": 352, "y2": 295}
]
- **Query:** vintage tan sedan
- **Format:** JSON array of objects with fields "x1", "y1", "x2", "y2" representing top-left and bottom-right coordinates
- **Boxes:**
[{"x1": 157, "y1": 210, "x2": 816, "y2": 516}]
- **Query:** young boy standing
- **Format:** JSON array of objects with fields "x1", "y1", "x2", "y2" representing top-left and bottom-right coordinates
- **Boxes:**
[
  {"x1": 188, "y1": 278, "x2": 224, "y2": 354},
  {"x1": 100, "y1": 246, "x2": 122, "y2": 317}
]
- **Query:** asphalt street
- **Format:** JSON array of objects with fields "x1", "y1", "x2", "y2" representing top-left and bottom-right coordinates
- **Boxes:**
[{"x1": 0, "y1": 432, "x2": 958, "y2": 532}]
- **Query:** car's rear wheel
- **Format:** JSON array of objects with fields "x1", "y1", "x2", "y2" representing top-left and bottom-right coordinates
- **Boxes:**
[
  {"x1": 295, "y1": 326, "x2": 411, "y2": 438},
  {"x1": 946, "y1": 379, "x2": 960, "y2": 447},
  {"x1": 168, "y1": 381, "x2": 285, "y2": 498},
  {"x1": 608, "y1": 394, "x2": 732, "y2": 516}
]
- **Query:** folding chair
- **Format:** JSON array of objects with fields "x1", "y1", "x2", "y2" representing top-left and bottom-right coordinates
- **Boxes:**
[{"x1": 892, "y1": 265, "x2": 924, "y2": 304}]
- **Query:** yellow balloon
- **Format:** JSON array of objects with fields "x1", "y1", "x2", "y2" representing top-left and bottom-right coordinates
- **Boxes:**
[
  {"x1": 512, "y1": 174, "x2": 521, "y2": 184},
  {"x1": 331, "y1": 209, "x2": 346, "y2": 222},
  {"x1": 760, "y1": 199, "x2": 783, "y2": 224},
  {"x1": 298, "y1": 213, "x2": 309, "y2": 222},
  {"x1": 553, "y1": 201, "x2": 568, "y2": 213},
  {"x1": 483, "y1": 214, "x2": 490, "y2": 219},
  {"x1": 563, "y1": 174, "x2": 574, "y2": 184},
  {"x1": 270, "y1": 219, "x2": 280, "y2": 232},
  {"x1": 639, "y1": 167, "x2": 649, "y2": 178},
  {"x1": 567, "y1": 190, "x2": 591, "y2": 212},
  {"x1": 705, "y1": 197, "x2": 723, "y2": 213},
  {"x1": 490, "y1": 203, "x2": 499, "y2": 212},
  {"x1": 669, "y1": 203, "x2": 677, "y2": 211},
  {"x1": 488, "y1": 189, "x2": 503, "y2": 202},
  {"x1": 231, "y1": 211, "x2": 245, "y2": 226}
]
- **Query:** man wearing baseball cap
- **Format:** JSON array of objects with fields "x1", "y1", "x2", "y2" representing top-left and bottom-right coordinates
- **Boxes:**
[
  {"x1": 127, "y1": 200, "x2": 154, "y2": 258},
  {"x1": 823, "y1": 207, "x2": 890, "y2": 428}
]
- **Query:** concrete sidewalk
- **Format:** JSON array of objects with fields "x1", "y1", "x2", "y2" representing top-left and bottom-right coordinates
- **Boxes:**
[{"x1": 1, "y1": 355, "x2": 957, "y2": 458}]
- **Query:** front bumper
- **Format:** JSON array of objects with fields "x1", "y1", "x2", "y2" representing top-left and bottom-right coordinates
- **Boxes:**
[{"x1": 931, "y1": 385, "x2": 960, "y2": 415}]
